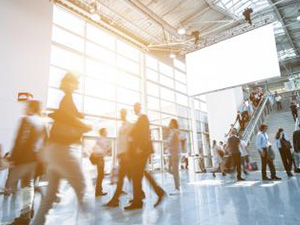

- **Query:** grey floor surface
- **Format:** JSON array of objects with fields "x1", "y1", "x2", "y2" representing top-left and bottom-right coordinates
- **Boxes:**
[{"x1": 1, "y1": 170, "x2": 300, "y2": 225}]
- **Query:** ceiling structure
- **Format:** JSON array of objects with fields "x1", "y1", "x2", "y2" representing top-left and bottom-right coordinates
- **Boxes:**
[{"x1": 56, "y1": 0, "x2": 300, "y2": 77}]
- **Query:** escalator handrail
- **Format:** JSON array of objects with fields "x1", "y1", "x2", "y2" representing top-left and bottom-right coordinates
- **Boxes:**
[{"x1": 242, "y1": 96, "x2": 270, "y2": 144}]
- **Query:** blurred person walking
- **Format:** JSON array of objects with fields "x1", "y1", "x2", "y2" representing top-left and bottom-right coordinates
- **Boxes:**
[
  {"x1": 6, "y1": 100, "x2": 47, "y2": 225},
  {"x1": 227, "y1": 130, "x2": 245, "y2": 181},
  {"x1": 292, "y1": 124, "x2": 300, "y2": 173},
  {"x1": 166, "y1": 119, "x2": 181, "y2": 194},
  {"x1": 290, "y1": 101, "x2": 298, "y2": 122},
  {"x1": 275, "y1": 128, "x2": 293, "y2": 177},
  {"x1": 105, "y1": 109, "x2": 133, "y2": 207},
  {"x1": 124, "y1": 103, "x2": 165, "y2": 210},
  {"x1": 239, "y1": 138, "x2": 250, "y2": 175},
  {"x1": 90, "y1": 128, "x2": 111, "y2": 197},
  {"x1": 33, "y1": 73, "x2": 92, "y2": 225},
  {"x1": 256, "y1": 124, "x2": 281, "y2": 181}
]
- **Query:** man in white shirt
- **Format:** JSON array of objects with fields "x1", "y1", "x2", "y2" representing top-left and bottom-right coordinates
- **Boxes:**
[
  {"x1": 93, "y1": 128, "x2": 111, "y2": 197},
  {"x1": 105, "y1": 109, "x2": 133, "y2": 207},
  {"x1": 256, "y1": 124, "x2": 281, "y2": 180}
]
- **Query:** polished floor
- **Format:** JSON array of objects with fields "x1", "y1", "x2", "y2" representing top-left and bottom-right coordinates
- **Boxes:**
[{"x1": 1, "y1": 169, "x2": 300, "y2": 225}]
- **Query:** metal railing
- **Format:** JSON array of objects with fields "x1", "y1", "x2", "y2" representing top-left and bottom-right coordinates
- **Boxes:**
[{"x1": 242, "y1": 96, "x2": 273, "y2": 144}]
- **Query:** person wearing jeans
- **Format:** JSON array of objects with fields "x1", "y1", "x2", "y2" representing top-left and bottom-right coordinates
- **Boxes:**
[
  {"x1": 256, "y1": 124, "x2": 281, "y2": 181},
  {"x1": 92, "y1": 128, "x2": 110, "y2": 197},
  {"x1": 7, "y1": 101, "x2": 46, "y2": 225},
  {"x1": 105, "y1": 109, "x2": 133, "y2": 207},
  {"x1": 167, "y1": 119, "x2": 180, "y2": 194},
  {"x1": 33, "y1": 73, "x2": 92, "y2": 225}
]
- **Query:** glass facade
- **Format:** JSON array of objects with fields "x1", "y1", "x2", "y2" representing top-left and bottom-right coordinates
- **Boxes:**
[{"x1": 47, "y1": 5, "x2": 209, "y2": 172}]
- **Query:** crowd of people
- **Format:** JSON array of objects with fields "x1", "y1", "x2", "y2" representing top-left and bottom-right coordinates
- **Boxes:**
[
  {"x1": 0, "y1": 73, "x2": 182, "y2": 225},
  {"x1": 1, "y1": 72, "x2": 300, "y2": 225}
]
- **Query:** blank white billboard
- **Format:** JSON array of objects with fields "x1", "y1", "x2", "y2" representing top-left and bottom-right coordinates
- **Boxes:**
[{"x1": 186, "y1": 24, "x2": 281, "y2": 95}]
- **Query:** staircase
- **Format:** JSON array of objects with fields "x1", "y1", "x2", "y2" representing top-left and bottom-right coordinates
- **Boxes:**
[{"x1": 247, "y1": 96, "x2": 296, "y2": 171}]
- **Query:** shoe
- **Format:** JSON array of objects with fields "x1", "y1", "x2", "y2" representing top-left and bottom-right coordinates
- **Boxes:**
[
  {"x1": 169, "y1": 189, "x2": 181, "y2": 196},
  {"x1": 104, "y1": 200, "x2": 119, "y2": 208},
  {"x1": 10, "y1": 212, "x2": 31, "y2": 225},
  {"x1": 243, "y1": 170, "x2": 248, "y2": 175},
  {"x1": 222, "y1": 172, "x2": 226, "y2": 176},
  {"x1": 124, "y1": 203, "x2": 143, "y2": 210},
  {"x1": 288, "y1": 172, "x2": 293, "y2": 177},
  {"x1": 237, "y1": 177, "x2": 245, "y2": 181},
  {"x1": 271, "y1": 176, "x2": 282, "y2": 180},
  {"x1": 154, "y1": 190, "x2": 166, "y2": 208},
  {"x1": 262, "y1": 177, "x2": 271, "y2": 181},
  {"x1": 294, "y1": 168, "x2": 300, "y2": 173},
  {"x1": 96, "y1": 192, "x2": 108, "y2": 197},
  {"x1": 212, "y1": 172, "x2": 216, "y2": 178}
]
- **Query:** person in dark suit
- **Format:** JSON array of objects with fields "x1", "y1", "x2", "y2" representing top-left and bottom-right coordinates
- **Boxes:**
[
  {"x1": 290, "y1": 101, "x2": 298, "y2": 122},
  {"x1": 124, "y1": 103, "x2": 165, "y2": 210},
  {"x1": 227, "y1": 130, "x2": 245, "y2": 181},
  {"x1": 293, "y1": 125, "x2": 300, "y2": 172}
]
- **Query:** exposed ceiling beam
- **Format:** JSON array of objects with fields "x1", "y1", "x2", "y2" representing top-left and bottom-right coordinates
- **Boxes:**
[
  {"x1": 181, "y1": 7, "x2": 211, "y2": 26},
  {"x1": 269, "y1": 0, "x2": 300, "y2": 57},
  {"x1": 278, "y1": 0, "x2": 300, "y2": 9},
  {"x1": 120, "y1": 0, "x2": 183, "y2": 39}
]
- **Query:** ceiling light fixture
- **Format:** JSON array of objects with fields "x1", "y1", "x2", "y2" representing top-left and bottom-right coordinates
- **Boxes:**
[
  {"x1": 90, "y1": 1, "x2": 100, "y2": 22},
  {"x1": 169, "y1": 52, "x2": 176, "y2": 59},
  {"x1": 91, "y1": 13, "x2": 100, "y2": 22},
  {"x1": 177, "y1": 27, "x2": 186, "y2": 35}
]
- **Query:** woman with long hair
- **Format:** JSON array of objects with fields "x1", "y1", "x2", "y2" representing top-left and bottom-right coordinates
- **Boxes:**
[
  {"x1": 275, "y1": 128, "x2": 293, "y2": 177},
  {"x1": 33, "y1": 73, "x2": 92, "y2": 224}
]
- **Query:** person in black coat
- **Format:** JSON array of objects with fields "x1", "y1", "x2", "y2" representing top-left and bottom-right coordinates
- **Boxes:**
[
  {"x1": 290, "y1": 101, "x2": 298, "y2": 122},
  {"x1": 293, "y1": 125, "x2": 300, "y2": 172},
  {"x1": 124, "y1": 103, "x2": 165, "y2": 210}
]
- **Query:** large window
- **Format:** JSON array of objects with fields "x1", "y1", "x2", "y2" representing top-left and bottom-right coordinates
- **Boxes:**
[{"x1": 48, "y1": 5, "x2": 209, "y2": 170}]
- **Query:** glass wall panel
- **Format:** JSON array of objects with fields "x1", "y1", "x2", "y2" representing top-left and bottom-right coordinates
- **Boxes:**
[
  {"x1": 116, "y1": 39, "x2": 139, "y2": 61},
  {"x1": 85, "y1": 77, "x2": 115, "y2": 100},
  {"x1": 159, "y1": 62, "x2": 173, "y2": 77},
  {"x1": 145, "y1": 55, "x2": 158, "y2": 70},
  {"x1": 116, "y1": 55, "x2": 139, "y2": 75},
  {"x1": 117, "y1": 88, "x2": 141, "y2": 105},
  {"x1": 84, "y1": 96, "x2": 116, "y2": 117},
  {"x1": 86, "y1": 24, "x2": 115, "y2": 50},
  {"x1": 51, "y1": 46, "x2": 84, "y2": 73},
  {"x1": 146, "y1": 68, "x2": 159, "y2": 82},
  {"x1": 86, "y1": 41, "x2": 115, "y2": 65},
  {"x1": 53, "y1": 6, "x2": 84, "y2": 35},
  {"x1": 52, "y1": 26, "x2": 84, "y2": 52}
]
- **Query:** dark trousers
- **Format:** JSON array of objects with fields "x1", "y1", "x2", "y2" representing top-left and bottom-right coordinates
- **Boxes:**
[
  {"x1": 241, "y1": 155, "x2": 249, "y2": 172},
  {"x1": 111, "y1": 154, "x2": 130, "y2": 201},
  {"x1": 231, "y1": 153, "x2": 242, "y2": 179},
  {"x1": 276, "y1": 102, "x2": 282, "y2": 110},
  {"x1": 279, "y1": 148, "x2": 293, "y2": 174},
  {"x1": 260, "y1": 149, "x2": 276, "y2": 179},
  {"x1": 96, "y1": 157, "x2": 105, "y2": 193},
  {"x1": 131, "y1": 155, "x2": 163, "y2": 205},
  {"x1": 292, "y1": 111, "x2": 298, "y2": 121}
]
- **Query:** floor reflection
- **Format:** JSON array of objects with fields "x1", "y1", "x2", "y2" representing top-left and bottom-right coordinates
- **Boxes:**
[{"x1": 0, "y1": 171, "x2": 300, "y2": 224}]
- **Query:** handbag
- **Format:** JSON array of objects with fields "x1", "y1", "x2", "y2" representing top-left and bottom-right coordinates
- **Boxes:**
[
  {"x1": 267, "y1": 146, "x2": 275, "y2": 160},
  {"x1": 247, "y1": 162, "x2": 258, "y2": 171},
  {"x1": 281, "y1": 135, "x2": 292, "y2": 150}
]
